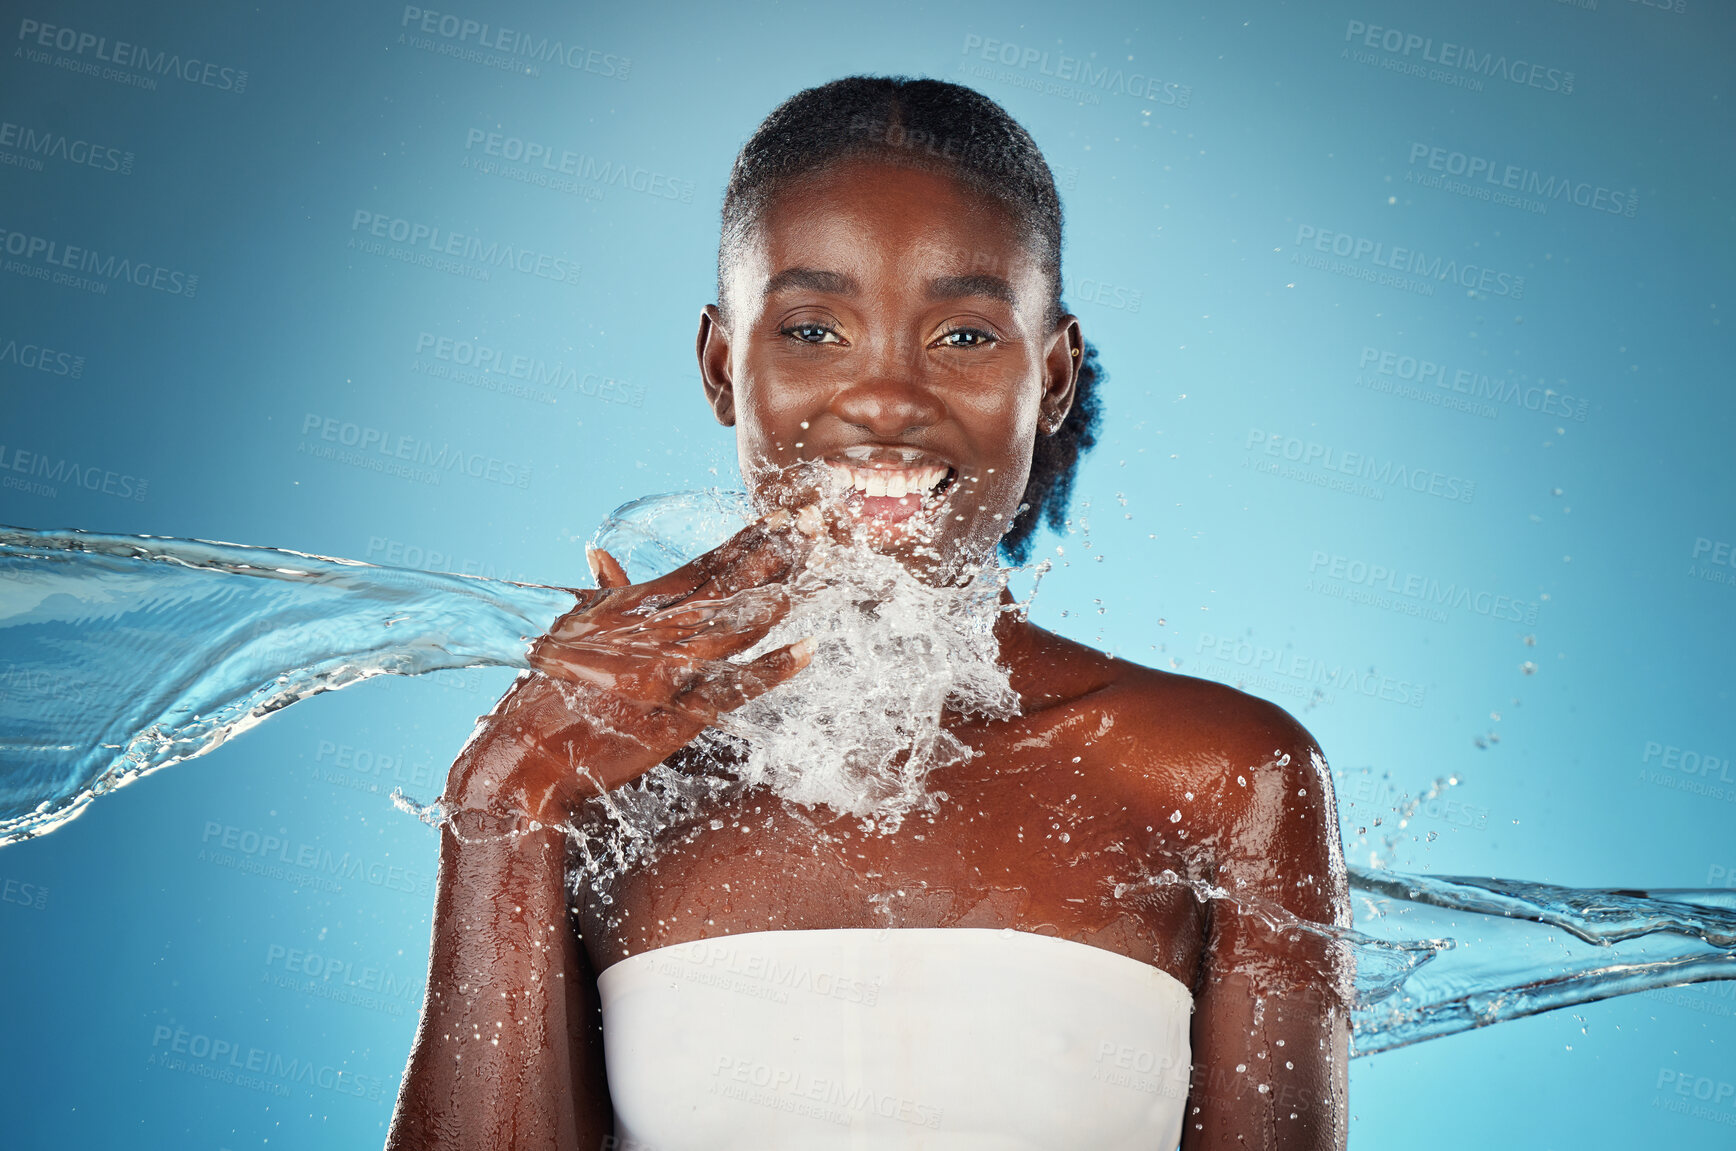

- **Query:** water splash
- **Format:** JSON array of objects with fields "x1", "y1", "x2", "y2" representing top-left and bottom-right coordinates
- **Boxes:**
[
  {"x1": 588, "y1": 488, "x2": 757, "y2": 585},
  {"x1": 711, "y1": 535, "x2": 1018, "y2": 833},
  {"x1": 1, "y1": 498, "x2": 1732, "y2": 1056},
  {"x1": 1345, "y1": 868, "x2": 1736, "y2": 1053},
  {"x1": 0, "y1": 525, "x2": 575, "y2": 844},
  {"x1": 1116, "y1": 863, "x2": 1736, "y2": 1054}
]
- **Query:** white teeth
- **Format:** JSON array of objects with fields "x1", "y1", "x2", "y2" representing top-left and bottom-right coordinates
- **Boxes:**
[{"x1": 823, "y1": 461, "x2": 950, "y2": 500}]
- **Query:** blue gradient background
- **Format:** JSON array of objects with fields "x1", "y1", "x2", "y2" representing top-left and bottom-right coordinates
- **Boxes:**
[{"x1": 2, "y1": 1, "x2": 1732, "y2": 1147}]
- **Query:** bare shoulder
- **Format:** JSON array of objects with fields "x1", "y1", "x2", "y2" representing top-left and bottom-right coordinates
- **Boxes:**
[
  {"x1": 1111, "y1": 658, "x2": 1324, "y2": 775},
  {"x1": 1003, "y1": 623, "x2": 1346, "y2": 934},
  {"x1": 1098, "y1": 650, "x2": 1345, "y2": 917},
  {"x1": 1018, "y1": 625, "x2": 1339, "y2": 869},
  {"x1": 1019, "y1": 624, "x2": 1326, "y2": 781}
]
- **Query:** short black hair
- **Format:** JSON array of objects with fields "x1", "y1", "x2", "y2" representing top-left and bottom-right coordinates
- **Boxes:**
[{"x1": 718, "y1": 75, "x2": 1103, "y2": 565}]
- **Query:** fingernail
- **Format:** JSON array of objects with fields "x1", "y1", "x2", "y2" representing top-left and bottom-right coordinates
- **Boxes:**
[
  {"x1": 763, "y1": 509, "x2": 792, "y2": 529},
  {"x1": 585, "y1": 546, "x2": 602, "y2": 582},
  {"x1": 791, "y1": 636, "x2": 817, "y2": 663}
]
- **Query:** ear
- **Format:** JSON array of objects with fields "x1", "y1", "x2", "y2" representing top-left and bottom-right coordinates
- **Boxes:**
[
  {"x1": 1038, "y1": 315, "x2": 1083, "y2": 435},
  {"x1": 697, "y1": 304, "x2": 736, "y2": 427}
]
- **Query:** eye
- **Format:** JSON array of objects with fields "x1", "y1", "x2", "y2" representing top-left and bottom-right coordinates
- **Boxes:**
[
  {"x1": 782, "y1": 322, "x2": 843, "y2": 345},
  {"x1": 935, "y1": 326, "x2": 997, "y2": 350}
]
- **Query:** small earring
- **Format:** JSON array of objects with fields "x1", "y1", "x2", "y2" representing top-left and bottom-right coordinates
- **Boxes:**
[{"x1": 1070, "y1": 347, "x2": 1080, "y2": 357}]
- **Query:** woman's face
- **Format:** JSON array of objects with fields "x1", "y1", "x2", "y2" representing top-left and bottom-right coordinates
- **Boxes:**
[{"x1": 698, "y1": 156, "x2": 1082, "y2": 575}]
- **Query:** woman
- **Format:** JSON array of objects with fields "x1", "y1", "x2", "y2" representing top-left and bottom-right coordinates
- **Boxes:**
[{"x1": 387, "y1": 77, "x2": 1348, "y2": 1150}]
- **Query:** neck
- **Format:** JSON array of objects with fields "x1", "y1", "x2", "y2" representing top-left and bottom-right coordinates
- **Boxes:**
[
  {"x1": 935, "y1": 588, "x2": 1039, "y2": 720},
  {"x1": 974, "y1": 587, "x2": 1118, "y2": 717}
]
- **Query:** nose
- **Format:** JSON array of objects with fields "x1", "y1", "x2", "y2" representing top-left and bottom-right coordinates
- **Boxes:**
[{"x1": 827, "y1": 371, "x2": 945, "y2": 439}]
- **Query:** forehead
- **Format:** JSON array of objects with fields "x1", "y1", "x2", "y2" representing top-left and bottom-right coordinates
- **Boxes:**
[{"x1": 732, "y1": 158, "x2": 1046, "y2": 305}]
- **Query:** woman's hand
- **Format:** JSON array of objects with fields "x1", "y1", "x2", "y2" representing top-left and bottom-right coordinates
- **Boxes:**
[{"x1": 444, "y1": 515, "x2": 814, "y2": 825}]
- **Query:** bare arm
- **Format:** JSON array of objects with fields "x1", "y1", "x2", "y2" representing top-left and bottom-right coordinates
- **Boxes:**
[
  {"x1": 1183, "y1": 725, "x2": 1352, "y2": 1150},
  {"x1": 386, "y1": 680, "x2": 610, "y2": 1150},
  {"x1": 388, "y1": 524, "x2": 811, "y2": 1150}
]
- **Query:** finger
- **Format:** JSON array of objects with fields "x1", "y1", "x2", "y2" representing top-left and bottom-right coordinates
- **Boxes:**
[
  {"x1": 671, "y1": 637, "x2": 815, "y2": 723},
  {"x1": 533, "y1": 641, "x2": 778, "y2": 713},
  {"x1": 525, "y1": 637, "x2": 619, "y2": 686},
  {"x1": 599, "y1": 522, "x2": 773, "y2": 612},
  {"x1": 687, "y1": 525, "x2": 809, "y2": 604},
  {"x1": 530, "y1": 639, "x2": 692, "y2": 690},
  {"x1": 660, "y1": 586, "x2": 793, "y2": 661},
  {"x1": 543, "y1": 581, "x2": 786, "y2": 656},
  {"x1": 544, "y1": 523, "x2": 804, "y2": 654},
  {"x1": 676, "y1": 518, "x2": 806, "y2": 594},
  {"x1": 587, "y1": 545, "x2": 632, "y2": 589}
]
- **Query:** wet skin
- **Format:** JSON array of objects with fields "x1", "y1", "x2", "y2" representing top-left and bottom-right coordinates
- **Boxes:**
[{"x1": 388, "y1": 159, "x2": 1349, "y2": 1150}]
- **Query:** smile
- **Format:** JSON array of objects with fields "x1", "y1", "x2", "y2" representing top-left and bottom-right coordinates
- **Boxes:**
[
  {"x1": 825, "y1": 462, "x2": 953, "y2": 499},
  {"x1": 819, "y1": 448, "x2": 958, "y2": 523}
]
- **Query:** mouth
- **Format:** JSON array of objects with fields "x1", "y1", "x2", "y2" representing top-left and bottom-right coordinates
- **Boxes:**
[{"x1": 819, "y1": 447, "x2": 958, "y2": 525}]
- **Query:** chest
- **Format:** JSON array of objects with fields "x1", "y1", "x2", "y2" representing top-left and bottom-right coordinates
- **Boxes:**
[{"x1": 575, "y1": 710, "x2": 1211, "y2": 987}]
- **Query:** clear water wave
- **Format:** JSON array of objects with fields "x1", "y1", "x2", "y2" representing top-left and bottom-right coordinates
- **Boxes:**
[
  {"x1": 0, "y1": 525, "x2": 576, "y2": 845},
  {"x1": 1, "y1": 495, "x2": 1731, "y2": 1056}
]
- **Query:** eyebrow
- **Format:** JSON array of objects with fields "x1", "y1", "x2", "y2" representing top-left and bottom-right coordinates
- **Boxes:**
[
  {"x1": 764, "y1": 267, "x2": 858, "y2": 296},
  {"x1": 761, "y1": 267, "x2": 1018, "y2": 307},
  {"x1": 926, "y1": 273, "x2": 1017, "y2": 306}
]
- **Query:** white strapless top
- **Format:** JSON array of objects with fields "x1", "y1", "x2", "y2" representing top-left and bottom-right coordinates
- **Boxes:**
[{"x1": 597, "y1": 927, "x2": 1194, "y2": 1150}]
